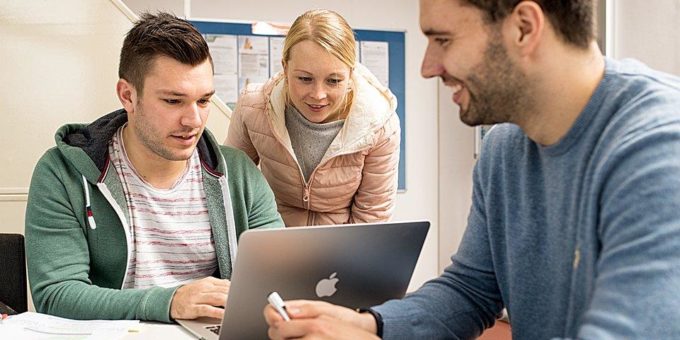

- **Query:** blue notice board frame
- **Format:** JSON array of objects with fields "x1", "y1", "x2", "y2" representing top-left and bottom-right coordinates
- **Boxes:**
[{"x1": 191, "y1": 20, "x2": 406, "y2": 190}]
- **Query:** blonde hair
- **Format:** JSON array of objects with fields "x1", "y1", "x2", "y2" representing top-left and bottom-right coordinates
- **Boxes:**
[{"x1": 283, "y1": 9, "x2": 356, "y2": 120}]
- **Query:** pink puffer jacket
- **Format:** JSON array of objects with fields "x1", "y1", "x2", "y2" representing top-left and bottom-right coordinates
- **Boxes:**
[{"x1": 225, "y1": 64, "x2": 400, "y2": 227}]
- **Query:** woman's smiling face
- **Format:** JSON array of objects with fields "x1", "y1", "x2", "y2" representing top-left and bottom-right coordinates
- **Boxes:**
[{"x1": 284, "y1": 40, "x2": 352, "y2": 123}]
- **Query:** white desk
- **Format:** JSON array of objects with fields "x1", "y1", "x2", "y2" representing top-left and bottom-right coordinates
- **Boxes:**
[
  {"x1": 124, "y1": 322, "x2": 196, "y2": 339},
  {"x1": 1, "y1": 313, "x2": 201, "y2": 339}
]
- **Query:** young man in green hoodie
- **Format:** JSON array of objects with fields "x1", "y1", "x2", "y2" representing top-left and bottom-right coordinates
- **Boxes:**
[{"x1": 25, "y1": 12, "x2": 283, "y2": 323}]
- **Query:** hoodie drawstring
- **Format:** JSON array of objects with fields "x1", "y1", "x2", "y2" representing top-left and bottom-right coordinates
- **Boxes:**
[{"x1": 83, "y1": 175, "x2": 97, "y2": 230}]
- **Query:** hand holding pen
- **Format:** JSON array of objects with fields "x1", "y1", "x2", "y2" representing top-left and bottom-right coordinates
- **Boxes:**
[
  {"x1": 264, "y1": 293, "x2": 380, "y2": 339},
  {"x1": 267, "y1": 292, "x2": 290, "y2": 321}
]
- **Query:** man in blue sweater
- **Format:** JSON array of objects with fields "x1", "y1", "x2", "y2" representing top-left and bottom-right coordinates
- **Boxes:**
[{"x1": 264, "y1": 0, "x2": 680, "y2": 339}]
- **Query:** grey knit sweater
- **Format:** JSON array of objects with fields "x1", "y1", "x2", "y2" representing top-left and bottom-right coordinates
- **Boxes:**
[{"x1": 285, "y1": 105, "x2": 344, "y2": 181}]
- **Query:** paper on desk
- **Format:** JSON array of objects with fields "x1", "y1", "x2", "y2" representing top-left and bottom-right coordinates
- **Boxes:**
[{"x1": 0, "y1": 312, "x2": 139, "y2": 339}]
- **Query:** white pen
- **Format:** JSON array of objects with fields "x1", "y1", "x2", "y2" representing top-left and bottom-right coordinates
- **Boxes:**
[{"x1": 267, "y1": 291, "x2": 291, "y2": 321}]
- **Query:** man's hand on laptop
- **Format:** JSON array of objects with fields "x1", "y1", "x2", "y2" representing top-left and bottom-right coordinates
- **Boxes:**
[
  {"x1": 171, "y1": 277, "x2": 230, "y2": 320},
  {"x1": 264, "y1": 300, "x2": 379, "y2": 340}
]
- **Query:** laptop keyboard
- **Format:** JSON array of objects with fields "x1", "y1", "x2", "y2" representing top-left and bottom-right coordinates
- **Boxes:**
[{"x1": 206, "y1": 325, "x2": 221, "y2": 335}]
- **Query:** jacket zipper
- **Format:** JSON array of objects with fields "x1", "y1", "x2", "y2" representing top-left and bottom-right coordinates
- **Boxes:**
[{"x1": 269, "y1": 106, "x2": 375, "y2": 222}]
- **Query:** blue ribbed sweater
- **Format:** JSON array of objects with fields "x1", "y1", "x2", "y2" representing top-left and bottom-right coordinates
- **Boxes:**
[{"x1": 374, "y1": 58, "x2": 680, "y2": 339}]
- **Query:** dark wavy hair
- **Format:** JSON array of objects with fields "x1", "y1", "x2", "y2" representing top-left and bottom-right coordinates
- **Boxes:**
[
  {"x1": 118, "y1": 12, "x2": 213, "y2": 94},
  {"x1": 463, "y1": 0, "x2": 595, "y2": 49}
]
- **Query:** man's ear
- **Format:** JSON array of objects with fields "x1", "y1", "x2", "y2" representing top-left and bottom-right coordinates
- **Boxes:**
[
  {"x1": 503, "y1": 1, "x2": 545, "y2": 57},
  {"x1": 116, "y1": 78, "x2": 137, "y2": 114}
]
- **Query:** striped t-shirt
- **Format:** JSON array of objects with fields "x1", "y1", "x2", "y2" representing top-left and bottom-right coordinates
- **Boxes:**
[{"x1": 109, "y1": 125, "x2": 218, "y2": 289}]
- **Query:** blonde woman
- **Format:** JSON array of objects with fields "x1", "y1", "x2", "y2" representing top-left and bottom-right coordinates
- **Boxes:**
[{"x1": 225, "y1": 9, "x2": 400, "y2": 227}]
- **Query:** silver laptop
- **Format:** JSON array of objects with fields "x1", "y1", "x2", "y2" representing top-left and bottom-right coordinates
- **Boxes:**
[{"x1": 177, "y1": 220, "x2": 429, "y2": 340}]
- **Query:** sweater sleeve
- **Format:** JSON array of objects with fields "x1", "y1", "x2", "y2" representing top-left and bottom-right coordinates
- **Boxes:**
[
  {"x1": 224, "y1": 147, "x2": 284, "y2": 232},
  {"x1": 574, "y1": 116, "x2": 680, "y2": 338},
  {"x1": 373, "y1": 158, "x2": 503, "y2": 339},
  {"x1": 25, "y1": 151, "x2": 177, "y2": 322},
  {"x1": 349, "y1": 114, "x2": 400, "y2": 223}
]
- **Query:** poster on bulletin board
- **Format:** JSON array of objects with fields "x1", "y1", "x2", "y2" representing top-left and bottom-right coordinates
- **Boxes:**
[{"x1": 191, "y1": 20, "x2": 406, "y2": 191}]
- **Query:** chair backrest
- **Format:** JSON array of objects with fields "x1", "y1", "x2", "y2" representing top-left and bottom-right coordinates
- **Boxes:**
[{"x1": 0, "y1": 233, "x2": 27, "y2": 313}]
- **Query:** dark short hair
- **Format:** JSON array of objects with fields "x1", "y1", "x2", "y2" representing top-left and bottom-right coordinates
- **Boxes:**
[
  {"x1": 462, "y1": 0, "x2": 595, "y2": 49},
  {"x1": 118, "y1": 12, "x2": 213, "y2": 94}
]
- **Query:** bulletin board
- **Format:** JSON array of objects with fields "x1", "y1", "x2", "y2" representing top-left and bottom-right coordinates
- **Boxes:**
[{"x1": 190, "y1": 20, "x2": 407, "y2": 190}]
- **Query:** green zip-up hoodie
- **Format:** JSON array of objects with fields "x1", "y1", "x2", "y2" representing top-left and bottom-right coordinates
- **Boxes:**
[{"x1": 25, "y1": 109, "x2": 283, "y2": 322}]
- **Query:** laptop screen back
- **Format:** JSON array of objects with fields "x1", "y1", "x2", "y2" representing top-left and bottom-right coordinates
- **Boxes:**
[{"x1": 219, "y1": 220, "x2": 430, "y2": 339}]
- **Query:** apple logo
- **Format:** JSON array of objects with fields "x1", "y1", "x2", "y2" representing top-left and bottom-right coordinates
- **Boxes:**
[{"x1": 315, "y1": 272, "x2": 339, "y2": 298}]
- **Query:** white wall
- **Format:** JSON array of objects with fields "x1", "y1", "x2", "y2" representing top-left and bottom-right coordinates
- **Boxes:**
[
  {"x1": 0, "y1": 1, "x2": 131, "y2": 234},
  {"x1": 610, "y1": 0, "x2": 680, "y2": 76}
]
